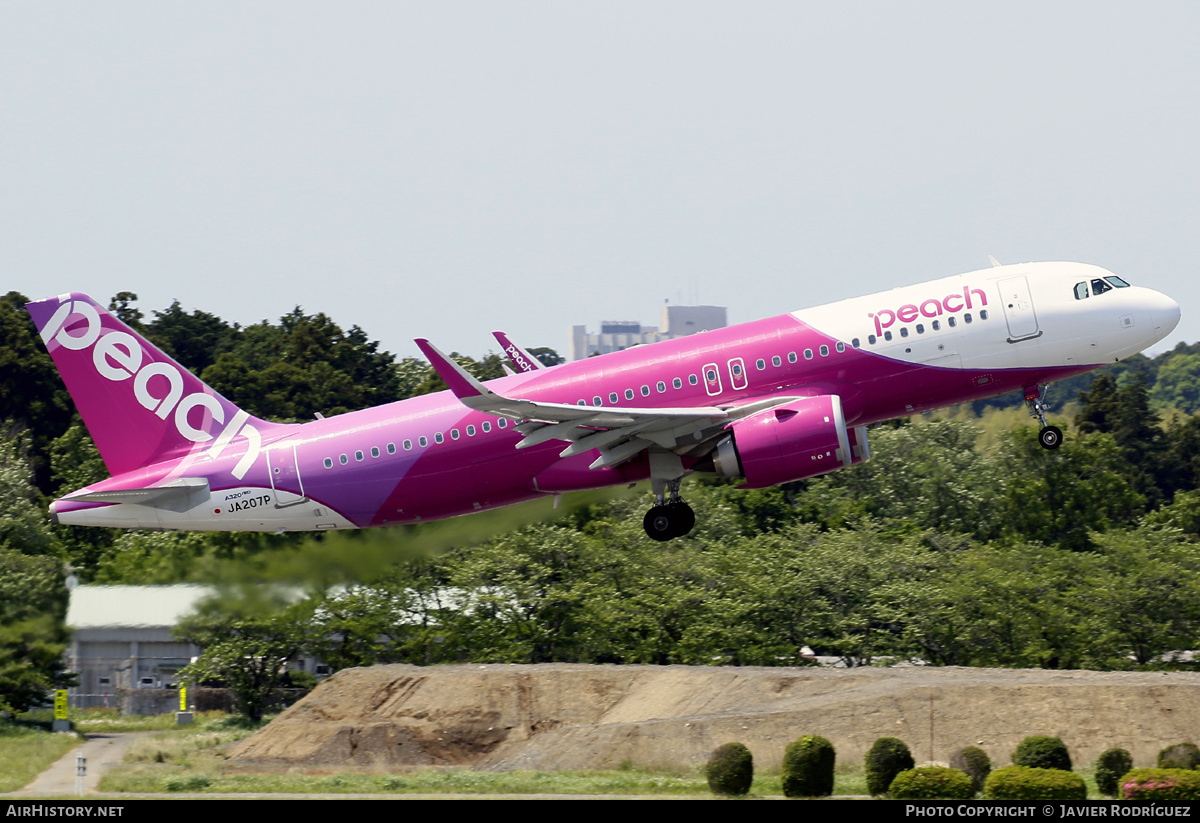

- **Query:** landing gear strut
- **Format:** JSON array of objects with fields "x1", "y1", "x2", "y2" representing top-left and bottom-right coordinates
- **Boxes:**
[
  {"x1": 1024, "y1": 385, "x2": 1063, "y2": 450},
  {"x1": 643, "y1": 453, "x2": 695, "y2": 541}
]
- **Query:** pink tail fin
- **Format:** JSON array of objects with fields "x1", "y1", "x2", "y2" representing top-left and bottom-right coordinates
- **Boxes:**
[{"x1": 27, "y1": 292, "x2": 272, "y2": 477}]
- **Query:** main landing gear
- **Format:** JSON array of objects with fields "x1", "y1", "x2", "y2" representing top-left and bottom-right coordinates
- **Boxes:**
[
  {"x1": 643, "y1": 451, "x2": 695, "y2": 541},
  {"x1": 644, "y1": 498, "x2": 695, "y2": 542},
  {"x1": 1024, "y1": 385, "x2": 1063, "y2": 450}
]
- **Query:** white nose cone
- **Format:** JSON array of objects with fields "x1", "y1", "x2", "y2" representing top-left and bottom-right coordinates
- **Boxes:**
[{"x1": 1147, "y1": 289, "x2": 1182, "y2": 336}]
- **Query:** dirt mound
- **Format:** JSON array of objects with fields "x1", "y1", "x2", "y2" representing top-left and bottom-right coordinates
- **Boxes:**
[{"x1": 227, "y1": 664, "x2": 1200, "y2": 771}]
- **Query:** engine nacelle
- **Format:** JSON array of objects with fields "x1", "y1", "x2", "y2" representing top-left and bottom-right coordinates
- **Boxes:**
[{"x1": 708, "y1": 395, "x2": 870, "y2": 488}]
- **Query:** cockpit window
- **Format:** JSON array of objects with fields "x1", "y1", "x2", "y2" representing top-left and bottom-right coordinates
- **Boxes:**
[
  {"x1": 1105, "y1": 276, "x2": 1131, "y2": 288},
  {"x1": 1091, "y1": 278, "x2": 1113, "y2": 296},
  {"x1": 1074, "y1": 282, "x2": 1089, "y2": 300}
]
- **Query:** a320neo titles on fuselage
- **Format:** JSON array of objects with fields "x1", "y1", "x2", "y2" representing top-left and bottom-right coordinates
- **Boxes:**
[{"x1": 29, "y1": 261, "x2": 1181, "y2": 541}]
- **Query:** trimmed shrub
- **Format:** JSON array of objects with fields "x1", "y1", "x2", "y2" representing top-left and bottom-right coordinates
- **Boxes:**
[
  {"x1": 984, "y1": 766, "x2": 1086, "y2": 800},
  {"x1": 1011, "y1": 736, "x2": 1072, "y2": 771},
  {"x1": 1121, "y1": 768, "x2": 1200, "y2": 801},
  {"x1": 949, "y1": 746, "x2": 991, "y2": 796},
  {"x1": 781, "y1": 735, "x2": 835, "y2": 798},
  {"x1": 865, "y1": 737, "x2": 915, "y2": 796},
  {"x1": 889, "y1": 766, "x2": 974, "y2": 800},
  {"x1": 1095, "y1": 748, "x2": 1133, "y2": 797},
  {"x1": 1158, "y1": 742, "x2": 1200, "y2": 770},
  {"x1": 705, "y1": 742, "x2": 753, "y2": 796}
]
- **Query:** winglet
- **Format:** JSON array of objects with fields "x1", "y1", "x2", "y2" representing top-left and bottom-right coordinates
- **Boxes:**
[
  {"x1": 413, "y1": 338, "x2": 492, "y2": 403},
  {"x1": 492, "y1": 331, "x2": 543, "y2": 373}
]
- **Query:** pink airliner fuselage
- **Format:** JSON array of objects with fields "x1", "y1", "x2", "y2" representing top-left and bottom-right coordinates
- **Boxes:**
[{"x1": 30, "y1": 261, "x2": 1180, "y2": 540}]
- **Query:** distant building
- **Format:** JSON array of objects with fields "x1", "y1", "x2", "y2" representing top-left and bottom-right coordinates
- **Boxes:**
[
  {"x1": 66, "y1": 584, "x2": 209, "y2": 706},
  {"x1": 570, "y1": 304, "x2": 727, "y2": 361},
  {"x1": 65, "y1": 583, "x2": 327, "y2": 713}
]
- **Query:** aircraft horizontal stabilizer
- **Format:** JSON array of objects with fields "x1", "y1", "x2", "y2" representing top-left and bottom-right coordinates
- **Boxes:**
[{"x1": 62, "y1": 477, "x2": 211, "y2": 513}]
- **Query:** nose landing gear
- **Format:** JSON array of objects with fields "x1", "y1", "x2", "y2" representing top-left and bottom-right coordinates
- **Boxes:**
[{"x1": 1024, "y1": 385, "x2": 1063, "y2": 450}]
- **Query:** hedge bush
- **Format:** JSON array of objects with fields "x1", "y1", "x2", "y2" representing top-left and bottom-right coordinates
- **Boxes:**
[
  {"x1": 1095, "y1": 748, "x2": 1133, "y2": 797},
  {"x1": 984, "y1": 766, "x2": 1086, "y2": 800},
  {"x1": 949, "y1": 746, "x2": 991, "y2": 796},
  {"x1": 1011, "y1": 736, "x2": 1072, "y2": 771},
  {"x1": 889, "y1": 766, "x2": 974, "y2": 800},
  {"x1": 705, "y1": 742, "x2": 753, "y2": 796},
  {"x1": 1158, "y1": 742, "x2": 1200, "y2": 770},
  {"x1": 781, "y1": 735, "x2": 835, "y2": 798},
  {"x1": 865, "y1": 737, "x2": 915, "y2": 796},
  {"x1": 1121, "y1": 768, "x2": 1200, "y2": 801}
]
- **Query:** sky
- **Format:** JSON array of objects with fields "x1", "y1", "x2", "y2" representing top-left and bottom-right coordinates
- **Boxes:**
[{"x1": 3, "y1": 2, "x2": 1198, "y2": 362}]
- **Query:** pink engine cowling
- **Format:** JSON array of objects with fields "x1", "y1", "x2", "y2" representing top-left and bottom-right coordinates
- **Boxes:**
[{"x1": 707, "y1": 395, "x2": 869, "y2": 488}]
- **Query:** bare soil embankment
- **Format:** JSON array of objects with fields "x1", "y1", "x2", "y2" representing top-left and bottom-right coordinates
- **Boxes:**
[{"x1": 228, "y1": 664, "x2": 1200, "y2": 771}]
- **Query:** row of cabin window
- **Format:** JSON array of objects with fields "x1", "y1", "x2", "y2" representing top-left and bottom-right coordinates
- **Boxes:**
[
  {"x1": 572, "y1": 343, "x2": 850, "y2": 406},
  {"x1": 851, "y1": 309, "x2": 991, "y2": 349},
  {"x1": 322, "y1": 417, "x2": 513, "y2": 468},
  {"x1": 324, "y1": 341, "x2": 858, "y2": 465}
]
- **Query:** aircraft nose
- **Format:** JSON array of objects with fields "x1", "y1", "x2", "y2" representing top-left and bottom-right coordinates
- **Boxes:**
[{"x1": 1145, "y1": 288, "x2": 1182, "y2": 335}]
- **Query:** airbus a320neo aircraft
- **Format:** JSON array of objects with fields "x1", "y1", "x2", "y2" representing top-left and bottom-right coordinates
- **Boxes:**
[{"x1": 29, "y1": 261, "x2": 1180, "y2": 541}]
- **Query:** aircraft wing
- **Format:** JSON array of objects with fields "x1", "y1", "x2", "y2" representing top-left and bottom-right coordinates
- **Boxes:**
[{"x1": 415, "y1": 338, "x2": 796, "y2": 469}]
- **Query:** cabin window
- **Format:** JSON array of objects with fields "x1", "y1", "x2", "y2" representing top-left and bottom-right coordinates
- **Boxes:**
[
  {"x1": 731, "y1": 362, "x2": 743, "y2": 377},
  {"x1": 625, "y1": 389, "x2": 635, "y2": 400},
  {"x1": 467, "y1": 425, "x2": 475, "y2": 436},
  {"x1": 419, "y1": 436, "x2": 428, "y2": 446},
  {"x1": 371, "y1": 446, "x2": 380, "y2": 458},
  {"x1": 884, "y1": 330, "x2": 893, "y2": 340},
  {"x1": 915, "y1": 324, "x2": 924, "y2": 334},
  {"x1": 804, "y1": 349, "x2": 813, "y2": 360},
  {"x1": 593, "y1": 396, "x2": 602, "y2": 406},
  {"x1": 820, "y1": 344, "x2": 829, "y2": 356},
  {"x1": 932, "y1": 320, "x2": 941, "y2": 330},
  {"x1": 434, "y1": 433, "x2": 444, "y2": 444},
  {"x1": 772, "y1": 355, "x2": 782, "y2": 367},
  {"x1": 673, "y1": 377, "x2": 682, "y2": 389},
  {"x1": 852, "y1": 338, "x2": 861, "y2": 348},
  {"x1": 498, "y1": 419, "x2": 508, "y2": 429},
  {"x1": 964, "y1": 313, "x2": 973, "y2": 324},
  {"x1": 947, "y1": 317, "x2": 956, "y2": 328},
  {"x1": 609, "y1": 392, "x2": 619, "y2": 403},
  {"x1": 403, "y1": 439, "x2": 413, "y2": 450},
  {"x1": 387, "y1": 443, "x2": 396, "y2": 454},
  {"x1": 705, "y1": 368, "x2": 717, "y2": 382},
  {"x1": 451, "y1": 429, "x2": 460, "y2": 440},
  {"x1": 323, "y1": 457, "x2": 333, "y2": 469},
  {"x1": 1074, "y1": 282, "x2": 1089, "y2": 300},
  {"x1": 756, "y1": 359, "x2": 766, "y2": 370},
  {"x1": 868, "y1": 334, "x2": 877, "y2": 345},
  {"x1": 656, "y1": 381, "x2": 666, "y2": 393},
  {"x1": 900, "y1": 327, "x2": 909, "y2": 338},
  {"x1": 339, "y1": 454, "x2": 348, "y2": 465},
  {"x1": 482, "y1": 421, "x2": 491, "y2": 433},
  {"x1": 980, "y1": 310, "x2": 989, "y2": 320},
  {"x1": 836, "y1": 341, "x2": 846, "y2": 352},
  {"x1": 578, "y1": 400, "x2": 586, "y2": 406},
  {"x1": 689, "y1": 374, "x2": 699, "y2": 385},
  {"x1": 355, "y1": 450, "x2": 364, "y2": 461}
]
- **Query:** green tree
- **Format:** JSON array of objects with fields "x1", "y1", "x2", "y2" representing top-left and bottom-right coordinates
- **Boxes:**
[
  {"x1": 175, "y1": 595, "x2": 313, "y2": 722},
  {"x1": 0, "y1": 548, "x2": 75, "y2": 713},
  {"x1": 998, "y1": 428, "x2": 1144, "y2": 551},
  {"x1": 0, "y1": 292, "x2": 75, "y2": 492}
]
